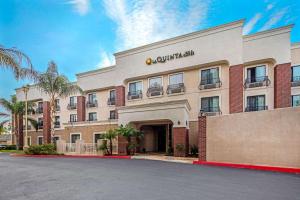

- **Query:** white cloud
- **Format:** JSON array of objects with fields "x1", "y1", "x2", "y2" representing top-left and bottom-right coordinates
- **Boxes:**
[
  {"x1": 68, "y1": 0, "x2": 90, "y2": 16},
  {"x1": 266, "y1": 3, "x2": 274, "y2": 11},
  {"x1": 103, "y1": 0, "x2": 210, "y2": 51},
  {"x1": 259, "y1": 7, "x2": 288, "y2": 31},
  {"x1": 97, "y1": 51, "x2": 115, "y2": 68},
  {"x1": 243, "y1": 13, "x2": 262, "y2": 35}
]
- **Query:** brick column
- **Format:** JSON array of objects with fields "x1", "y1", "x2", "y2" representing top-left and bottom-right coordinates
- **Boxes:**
[
  {"x1": 198, "y1": 116, "x2": 207, "y2": 161},
  {"x1": 229, "y1": 64, "x2": 244, "y2": 113},
  {"x1": 173, "y1": 127, "x2": 188, "y2": 157},
  {"x1": 77, "y1": 96, "x2": 86, "y2": 122},
  {"x1": 274, "y1": 63, "x2": 291, "y2": 108},
  {"x1": 43, "y1": 101, "x2": 51, "y2": 144},
  {"x1": 115, "y1": 85, "x2": 125, "y2": 107},
  {"x1": 117, "y1": 135, "x2": 128, "y2": 155}
]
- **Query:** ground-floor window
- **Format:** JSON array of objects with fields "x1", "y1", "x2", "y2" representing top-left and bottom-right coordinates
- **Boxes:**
[
  {"x1": 70, "y1": 134, "x2": 81, "y2": 143},
  {"x1": 27, "y1": 136, "x2": 31, "y2": 146},
  {"x1": 37, "y1": 136, "x2": 43, "y2": 145},
  {"x1": 201, "y1": 96, "x2": 220, "y2": 112},
  {"x1": 246, "y1": 95, "x2": 266, "y2": 111},
  {"x1": 292, "y1": 95, "x2": 300, "y2": 107},
  {"x1": 53, "y1": 136, "x2": 60, "y2": 144},
  {"x1": 94, "y1": 133, "x2": 105, "y2": 144}
]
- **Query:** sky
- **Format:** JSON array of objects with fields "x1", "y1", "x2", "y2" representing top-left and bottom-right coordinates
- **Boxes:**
[{"x1": 0, "y1": 0, "x2": 299, "y2": 104}]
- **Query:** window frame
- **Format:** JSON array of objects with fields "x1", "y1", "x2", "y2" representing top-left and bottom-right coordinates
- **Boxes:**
[
  {"x1": 200, "y1": 96, "x2": 220, "y2": 112},
  {"x1": 37, "y1": 136, "x2": 43, "y2": 145},
  {"x1": 88, "y1": 112, "x2": 97, "y2": 121},
  {"x1": 93, "y1": 132, "x2": 105, "y2": 144},
  {"x1": 128, "y1": 80, "x2": 143, "y2": 94},
  {"x1": 292, "y1": 94, "x2": 300, "y2": 107},
  {"x1": 70, "y1": 133, "x2": 81, "y2": 143},
  {"x1": 69, "y1": 114, "x2": 78, "y2": 122},
  {"x1": 168, "y1": 72, "x2": 184, "y2": 86},
  {"x1": 148, "y1": 76, "x2": 163, "y2": 88}
]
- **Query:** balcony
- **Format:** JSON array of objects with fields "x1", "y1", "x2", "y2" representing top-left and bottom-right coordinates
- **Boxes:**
[
  {"x1": 147, "y1": 84, "x2": 163, "y2": 97},
  {"x1": 67, "y1": 103, "x2": 77, "y2": 110},
  {"x1": 36, "y1": 107, "x2": 43, "y2": 114},
  {"x1": 199, "y1": 78, "x2": 222, "y2": 90},
  {"x1": 199, "y1": 107, "x2": 221, "y2": 116},
  {"x1": 166, "y1": 83, "x2": 185, "y2": 94},
  {"x1": 128, "y1": 90, "x2": 142, "y2": 100},
  {"x1": 244, "y1": 76, "x2": 270, "y2": 89},
  {"x1": 291, "y1": 76, "x2": 300, "y2": 87},
  {"x1": 86, "y1": 100, "x2": 98, "y2": 108},
  {"x1": 245, "y1": 106, "x2": 268, "y2": 112},
  {"x1": 54, "y1": 122, "x2": 60, "y2": 128},
  {"x1": 107, "y1": 97, "x2": 116, "y2": 105}
]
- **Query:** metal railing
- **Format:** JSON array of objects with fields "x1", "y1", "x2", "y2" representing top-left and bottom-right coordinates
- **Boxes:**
[
  {"x1": 199, "y1": 77, "x2": 222, "y2": 90},
  {"x1": 244, "y1": 76, "x2": 270, "y2": 88},
  {"x1": 67, "y1": 103, "x2": 77, "y2": 110},
  {"x1": 292, "y1": 76, "x2": 300, "y2": 87},
  {"x1": 86, "y1": 100, "x2": 98, "y2": 108},
  {"x1": 166, "y1": 83, "x2": 185, "y2": 94},
  {"x1": 199, "y1": 107, "x2": 221, "y2": 116},
  {"x1": 128, "y1": 90, "x2": 143, "y2": 100},
  {"x1": 245, "y1": 106, "x2": 268, "y2": 112},
  {"x1": 147, "y1": 85, "x2": 163, "y2": 97},
  {"x1": 107, "y1": 97, "x2": 116, "y2": 105}
]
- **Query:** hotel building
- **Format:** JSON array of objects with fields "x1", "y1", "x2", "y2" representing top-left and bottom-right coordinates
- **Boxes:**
[{"x1": 15, "y1": 20, "x2": 300, "y2": 166}]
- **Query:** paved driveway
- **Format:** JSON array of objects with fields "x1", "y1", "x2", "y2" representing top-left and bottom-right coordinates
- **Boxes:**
[{"x1": 0, "y1": 153, "x2": 299, "y2": 200}]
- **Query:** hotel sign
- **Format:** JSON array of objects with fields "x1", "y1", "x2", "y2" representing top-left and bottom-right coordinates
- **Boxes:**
[{"x1": 145, "y1": 50, "x2": 195, "y2": 65}]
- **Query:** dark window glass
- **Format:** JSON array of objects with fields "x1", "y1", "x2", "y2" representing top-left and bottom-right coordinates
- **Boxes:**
[
  {"x1": 246, "y1": 95, "x2": 266, "y2": 111},
  {"x1": 247, "y1": 65, "x2": 266, "y2": 82},
  {"x1": 94, "y1": 134, "x2": 104, "y2": 143},
  {"x1": 38, "y1": 137, "x2": 43, "y2": 145},
  {"x1": 70, "y1": 114, "x2": 77, "y2": 122},
  {"x1": 201, "y1": 96, "x2": 219, "y2": 112},
  {"x1": 88, "y1": 112, "x2": 97, "y2": 121},
  {"x1": 110, "y1": 90, "x2": 116, "y2": 99},
  {"x1": 71, "y1": 134, "x2": 80, "y2": 143},
  {"x1": 201, "y1": 68, "x2": 219, "y2": 84},
  {"x1": 292, "y1": 95, "x2": 300, "y2": 107},
  {"x1": 88, "y1": 93, "x2": 96, "y2": 103},
  {"x1": 292, "y1": 66, "x2": 300, "y2": 82}
]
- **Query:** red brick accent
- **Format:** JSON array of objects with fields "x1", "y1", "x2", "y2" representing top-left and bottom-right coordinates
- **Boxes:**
[
  {"x1": 15, "y1": 114, "x2": 23, "y2": 148},
  {"x1": 198, "y1": 116, "x2": 207, "y2": 161},
  {"x1": 229, "y1": 64, "x2": 244, "y2": 113},
  {"x1": 77, "y1": 96, "x2": 86, "y2": 122},
  {"x1": 117, "y1": 135, "x2": 128, "y2": 155},
  {"x1": 43, "y1": 101, "x2": 51, "y2": 144},
  {"x1": 173, "y1": 127, "x2": 188, "y2": 157},
  {"x1": 115, "y1": 86, "x2": 125, "y2": 107},
  {"x1": 274, "y1": 63, "x2": 291, "y2": 108}
]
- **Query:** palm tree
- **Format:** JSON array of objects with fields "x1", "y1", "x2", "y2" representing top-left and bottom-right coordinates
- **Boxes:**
[
  {"x1": 0, "y1": 46, "x2": 37, "y2": 80},
  {"x1": 103, "y1": 129, "x2": 118, "y2": 155},
  {"x1": 0, "y1": 95, "x2": 37, "y2": 148},
  {"x1": 36, "y1": 61, "x2": 82, "y2": 143}
]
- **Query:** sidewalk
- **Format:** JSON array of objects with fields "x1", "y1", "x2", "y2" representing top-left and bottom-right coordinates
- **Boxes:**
[{"x1": 132, "y1": 154, "x2": 197, "y2": 164}]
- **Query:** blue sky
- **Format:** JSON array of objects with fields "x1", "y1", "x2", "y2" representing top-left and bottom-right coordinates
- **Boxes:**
[{"x1": 0, "y1": 0, "x2": 299, "y2": 103}]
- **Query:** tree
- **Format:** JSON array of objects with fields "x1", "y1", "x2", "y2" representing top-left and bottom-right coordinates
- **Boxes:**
[
  {"x1": 0, "y1": 46, "x2": 37, "y2": 80},
  {"x1": 116, "y1": 124, "x2": 143, "y2": 155},
  {"x1": 103, "y1": 129, "x2": 118, "y2": 155},
  {"x1": 36, "y1": 61, "x2": 82, "y2": 143},
  {"x1": 0, "y1": 95, "x2": 37, "y2": 148}
]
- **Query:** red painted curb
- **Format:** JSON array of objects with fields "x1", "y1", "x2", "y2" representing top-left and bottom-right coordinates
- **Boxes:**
[
  {"x1": 193, "y1": 161, "x2": 300, "y2": 174},
  {"x1": 11, "y1": 154, "x2": 131, "y2": 159}
]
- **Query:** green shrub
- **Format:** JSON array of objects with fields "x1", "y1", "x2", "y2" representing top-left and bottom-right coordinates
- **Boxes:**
[
  {"x1": 24, "y1": 144, "x2": 58, "y2": 155},
  {"x1": 5, "y1": 145, "x2": 16, "y2": 150},
  {"x1": 190, "y1": 145, "x2": 198, "y2": 157}
]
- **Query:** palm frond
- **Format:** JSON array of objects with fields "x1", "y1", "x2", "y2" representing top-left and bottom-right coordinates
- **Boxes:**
[
  {"x1": 0, "y1": 98, "x2": 13, "y2": 113},
  {"x1": 0, "y1": 112, "x2": 9, "y2": 118},
  {"x1": 28, "y1": 117, "x2": 38, "y2": 132}
]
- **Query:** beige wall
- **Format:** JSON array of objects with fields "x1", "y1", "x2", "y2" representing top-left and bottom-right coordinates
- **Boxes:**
[
  {"x1": 291, "y1": 43, "x2": 300, "y2": 65},
  {"x1": 206, "y1": 107, "x2": 300, "y2": 168}
]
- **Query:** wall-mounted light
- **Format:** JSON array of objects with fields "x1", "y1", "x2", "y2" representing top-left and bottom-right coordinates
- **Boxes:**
[
  {"x1": 177, "y1": 120, "x2": 180, "y2": 125},
  {"x1": 200, "y1": 109, "x2": 204, "y2": 117}
]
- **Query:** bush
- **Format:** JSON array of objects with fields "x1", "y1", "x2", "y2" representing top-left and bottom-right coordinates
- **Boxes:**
[
  {"x1": 24, "y1": 144, "x2": 59, "y2": 155},
  {"x1": 190, "y1": 145, "x2": 198, "y2": 157},
  {"x1": 4, "y1": 145, "x2": 16, "y2": 150}
]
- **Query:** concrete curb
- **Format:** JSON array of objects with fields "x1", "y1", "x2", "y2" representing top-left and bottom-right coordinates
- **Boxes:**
[
  {"x1": 11, "y1": 154, "x2": 132, "y2": 159},
  {"x1": 193, "y1": 161, "x2": 300, "y2": 174}
]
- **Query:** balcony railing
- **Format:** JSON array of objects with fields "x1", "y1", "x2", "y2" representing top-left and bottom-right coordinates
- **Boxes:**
[
  {"x1": 291, "y1": 76, "x2": 300, "y2": 87},
  {"x1": 147, "y1": 85, "x2": 163, "y2": 97},
  {"x1": 87, "y1": 118, "x2": 97, "y2": 122},
  {"x1": 166, "y1": 83, "x2": 185, "y2": 94},
  {"x1": 107, "y1": 97, "x2": 116, "y2": 105},
  {"x1": 54, "y1": 122, "x2": 60, "y2": 128},
  {"x1": 67, "y1": 103, "x2": 77, "y2": 110},
  {"x1": 199, "y1": 77, "x2": 222, "y2": 90},
  {"x1": 245, "y1": 106, "x2": 268, "y2": 112},
  {"x1": 86, "y1": 100, "x2": 98, "y2": 108},
  {"x1": 244, "y1": 76, "x2": 270, "y2": 88},
  {"x1": 36, "y1": 107, "x2": 43, "y2": 114},
  {"x1": 128, "y1": 90, "x2": 142, "y2": 100},
  {"x1": 199, "y1": 107, "x2": 221, "y2": 116}
]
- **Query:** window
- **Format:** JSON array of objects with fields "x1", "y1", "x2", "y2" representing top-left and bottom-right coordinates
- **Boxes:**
[
  {"x1": 53, "y1": 136, "x2": 60, "y2": 144},
  {"x1": 201, "y1": 96, "x2": 220, "y2": 113},
  {"x1": 201, "y1": 68, "x2": 219, "y2": 84},
  {"x1": 37, "y1": 102, "x2": 43, "y2": 114},
  {"x1": 109, "y1": 110, "x2": 116, "y2": 119},
  {"x1": 27, "y1": 136, "x2": 31, "y2": 146},
  {"x1": 88, "y1": 93, "x2": 97, "y2": 103},
  {"x1": 169, "y1": 73, "x2": 183, "y2": 85},
  {"x1": 149, "y1": 77, "x2": 162, "y2": 88},
  {"x1": 88, "y1": 112, "x2": 97, "y2": 121},
  {"x1": 69, "y1": 96, "x2": 77, "y2": 106},
  {"x1": 246, "y1": 65, "x2": 266, "y2": 83},
  {"x1": 94, "y1": 133, "x2": 105, "y2": 144},
  {"x1": 54, "y1": 116, "x2": 60, "y2": 128},
  {"x1": 37, "y1": 136, "x2": 43, "y2": 145},
  {"x1": 246, "y1": 95, "x2": 266, "y2": 112},
  {"x1": 129, "y1": 81, "x2": 143, "y2": 94},
  {"x1": 109, "y1": 90, "x2": 116, "y2": 100},
  {"x1": 55, "y1": 99, "x2": 60, "y2": 111},
  {"x1": 70, "y1": 114, "x2": 77, "y2": 122},
  {"x1": 292, "y1": 95, "x2": 300, "y2": 107},
  {"x1": 71, "y1": 134, "x2": 81, "y2": 143},
  {"x1": 292, "y1": 66, "x2": 300, "y2": 82},
  {"x1": 38, "y1": 118, "x2": 43, "y2": 129}
]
